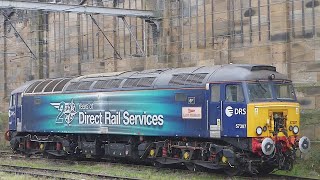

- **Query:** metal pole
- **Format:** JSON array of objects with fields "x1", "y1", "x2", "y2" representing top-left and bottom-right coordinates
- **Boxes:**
[
  {"x1": 89, "y1": 14, "x2": 122, "y2": 59},
  {"x1": 2, "y1": 12, "x2": 37, "y2": 60},
  {"x1": 121, "y1": 16, "x2": 145, "y2": 56}
]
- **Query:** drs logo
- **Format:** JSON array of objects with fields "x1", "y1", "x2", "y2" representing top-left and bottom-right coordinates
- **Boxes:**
[{"x1": 225, "y1": 106, "x2": 246, "y2": 117}]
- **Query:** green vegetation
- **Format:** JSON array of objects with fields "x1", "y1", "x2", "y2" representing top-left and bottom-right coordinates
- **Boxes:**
[
  {"x1": 274, "y1": 143, "x2": 320, "y2": 179},
  {"x1": 0, "y1": 172, "x2": 40, "y2": 180},
  {"x1": 300, "y1": 109, "x2": 320, "y2": 128},
  {"x1": 0, "y1": 113, "x2": 9, "y2": 149},
  {"x1": 0, "y1": 113, "x2": 8, "y2": 132}
]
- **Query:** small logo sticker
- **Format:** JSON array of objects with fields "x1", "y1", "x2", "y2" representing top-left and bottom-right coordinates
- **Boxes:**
[
  {"x1": 188, "y1": 97, "x2": 195, "y2": 104},
  {"x1": 225, "y1": 106, "x2": 233, "y2": 117}
]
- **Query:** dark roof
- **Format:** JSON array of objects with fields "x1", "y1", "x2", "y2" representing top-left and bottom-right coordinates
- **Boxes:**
[{"x1": 15, "y1": 64, "x2": 288, "y2": 94}]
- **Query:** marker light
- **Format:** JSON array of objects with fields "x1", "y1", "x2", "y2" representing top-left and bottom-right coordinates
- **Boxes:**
[
  {"x1": 256, "y1": 126, "x2": 263, "y2": 135},
  {"x1": 262, "y1": 126, "x2": 267, "y2": 132},
  {"x1": 289, "y1": 126, "x2": 293, "y2": 131},
  {"x1": 268, "y1": 74, "x2": 275, "y2": 80},
  {"x1": 293, "y1": 126, "x2": 299, "y2": 134}
]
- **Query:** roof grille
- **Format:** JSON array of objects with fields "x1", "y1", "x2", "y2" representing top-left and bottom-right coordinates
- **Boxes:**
[
  {"x1": 25, "y1": 81, "x2": 42, "y2": 93},
  {"x1": 54, "y1": 78, "x2": 71, "y2": 92},
  {"x1": 122, "y1": 77, "x2": 156, "y2": 88},
  {"x1": 93, "y1": 79, "x2": 123, "y2": 89},
  {"x1": 66, "y1": 81, "x2": 93, "y2": 91},
  {"x1": 169, "y1": 73, "x2": 207, "y2": 85},
  {"x1": 65, "y1": 82, "x2": 80, "y2": 91},
  {"x1": 77, "y1": 81, "x2": 93, "y2": 90},
  {"x1": 34, "y1": 80, "x2": 52, "y2": 93},
  {"x1": 44, "y1": 79, "x2": 63, "y2": 92},
  {"x1": 137, "y1": 77, "x2": 156, "y2": 87}
]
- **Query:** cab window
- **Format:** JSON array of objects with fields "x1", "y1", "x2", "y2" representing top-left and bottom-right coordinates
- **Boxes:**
[
  {"x1": 17, "y1": 94, "x2": 22, "y2": 106},
  {"x1": 211, "y1": 84, "x2": 220, "y2": 102},
  {"x1": 11, "y1": 95, "x2": 16, "y2": 107},
  {"x1": 275, "y1": 83, "x2": 295, "y2": 100},
  {"x1": 247, "y1": 82, "x2": 273, "y2": 102},
  {"x1": 225, "y1": 84, "x2": 244, "y2": 102}
]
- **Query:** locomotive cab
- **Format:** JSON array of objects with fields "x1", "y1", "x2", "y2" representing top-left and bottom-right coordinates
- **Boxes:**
[
  {"x1": 245, "y1": 80, "x2": 311, "y2": 171},
  {"x1": 8, "y1": 80, "x2": 36, "y2": 136},
  {"x1": 206, "y1": 65, "x2": 311, "y2": 173}
]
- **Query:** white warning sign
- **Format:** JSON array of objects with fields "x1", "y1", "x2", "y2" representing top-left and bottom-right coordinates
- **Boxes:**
[{"x1": 182, "y1": 107, "x2": 202, "y2": 119}]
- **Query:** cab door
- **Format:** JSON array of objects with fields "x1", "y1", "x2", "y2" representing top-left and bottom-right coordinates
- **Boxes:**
[
  {"x1": 221, "y1": 83, "x2": 247, "y2": 137},
  {"x1": 16, "y1": 93, "x2": 22, "y2": 132},
  {"x1": 207, "y1": 84, "x2": 222, "y2": 138},
  {"x1": 8, "y1": 94, "x2": 16, "y2": 130},
  {"x1": 8, "y1": 93, "x2": 22, "y2": 132}
]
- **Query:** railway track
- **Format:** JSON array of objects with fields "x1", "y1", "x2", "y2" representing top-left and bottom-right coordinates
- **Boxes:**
[
  {"x1": 0, "y1": 164, "x2": 140, "y2": 180},
  {"x1": 0, "y1": 151, "x2": 317, "y2": 180},
  {"x1": 263, "y1": 174, "x2": 318, "y2": 180}
]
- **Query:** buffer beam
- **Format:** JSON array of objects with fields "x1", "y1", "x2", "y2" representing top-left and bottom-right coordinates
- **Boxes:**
[{"x1": 0, "y1": 1, "x2": 160, "y2": 19}]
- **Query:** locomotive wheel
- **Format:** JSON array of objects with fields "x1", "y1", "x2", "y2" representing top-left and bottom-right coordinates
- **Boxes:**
[{"x1": 223, "y1": 166, "x2": 243, "y2": 176}]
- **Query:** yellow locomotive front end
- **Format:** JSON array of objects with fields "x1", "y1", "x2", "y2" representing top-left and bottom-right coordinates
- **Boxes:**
[
  {"x1": 245, "y1": 80, "x2": 310, "y2": 172},
  {"x1": 248, "y1": 102, "x2": 300, "y2": 138}
]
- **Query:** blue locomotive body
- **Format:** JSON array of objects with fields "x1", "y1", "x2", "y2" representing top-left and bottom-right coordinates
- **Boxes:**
[
  {"x1": 22, "y1": 89, "x2": 208, "y2": 137},
  {"x1": 7, "y1": 64, "x2": 310, "y2": 175},
  {"x1": 12, "y1": 87, "x2": 248, "y2": 138}
]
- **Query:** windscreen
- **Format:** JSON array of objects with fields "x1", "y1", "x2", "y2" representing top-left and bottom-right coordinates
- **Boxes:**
[
  {"x1": 247, "y1": 82, "x2": 273, "y2": 102},
  {"x1": 246, "y1": 81, "x2": 296, "y2": 102},
  {"x1": 274, "y1": 83, "x2": 296, "y2": 100}
]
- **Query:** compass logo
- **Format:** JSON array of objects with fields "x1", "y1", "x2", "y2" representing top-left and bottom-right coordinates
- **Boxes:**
[
  {"x1": 225, "y1": 106, "x2": 233, "y2": 117},
  {"x1": 51, "y1": 99, "x2": 77, "y2": 125}
]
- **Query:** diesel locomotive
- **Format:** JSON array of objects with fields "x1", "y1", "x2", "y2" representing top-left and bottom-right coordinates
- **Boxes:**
[{"x1": 6, "y1": 64, "x2": 310, "y2": 175}]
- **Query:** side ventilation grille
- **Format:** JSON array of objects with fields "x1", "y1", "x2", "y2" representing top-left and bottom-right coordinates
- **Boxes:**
[{"x1": 169, "y1": 73, "x2": 208, "y2": 85}]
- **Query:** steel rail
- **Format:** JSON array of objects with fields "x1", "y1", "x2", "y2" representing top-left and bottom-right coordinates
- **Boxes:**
[
  {"x1": 0, "y1": 164, "x2": 140, "y2": 180},
  {"x1": 263, "y1": 173, "x2": 317, "y2": 180},
  {"x1": 0, "y1": 169, "x2": 73, "y2": 180}
]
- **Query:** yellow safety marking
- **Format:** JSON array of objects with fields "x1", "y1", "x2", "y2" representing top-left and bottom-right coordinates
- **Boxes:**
[
  {"x1": 150, "y1": 149, "x2": 155, "y2": 157},
  {"x1": 222, "y1": 156, "x2": 228, "y2": 163},
  {"x1": 183, "y1": 152, "x2": 190, "y2": 160}
]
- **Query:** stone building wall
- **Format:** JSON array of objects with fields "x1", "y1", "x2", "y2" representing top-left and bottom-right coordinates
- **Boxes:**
[{"x1": 0, "y1": 0, "x2": 319, "y2": 111}]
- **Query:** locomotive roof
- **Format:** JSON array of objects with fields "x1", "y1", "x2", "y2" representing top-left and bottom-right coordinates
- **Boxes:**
[{"x1": 15, "y1": 64, "x2": 288, "y2": 94}]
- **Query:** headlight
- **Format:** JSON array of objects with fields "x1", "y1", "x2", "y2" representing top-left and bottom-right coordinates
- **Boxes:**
[
  {"x1": 256, "y1": 126, "x2": 263, "y2": 135},
  {"x1": 293, "y1": 126, "x2": 299, "y2": 134}
]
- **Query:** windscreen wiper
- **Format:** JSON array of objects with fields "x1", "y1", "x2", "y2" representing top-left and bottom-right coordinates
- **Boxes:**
[{"x1": 256, "y1": 80, "x2": 267, "y2": 93}]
